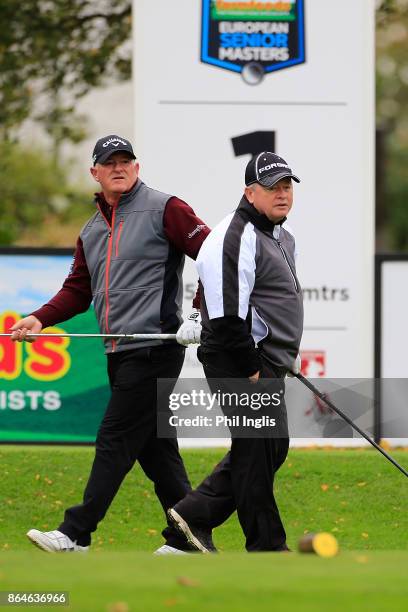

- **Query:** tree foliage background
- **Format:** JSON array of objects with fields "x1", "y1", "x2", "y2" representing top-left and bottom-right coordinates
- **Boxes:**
[
  {"x1": 376, "y1": 0, "x2": 408, "y2": 250},
  {"x1": 0, "y1": 0, "x2": 131, "y2": 245},
  {"x1": 0, "y1": 0, "x2": 131, "y2": 147},
  {"x1": 0, "y1": 0, "x2": 406, "y2": 249}
]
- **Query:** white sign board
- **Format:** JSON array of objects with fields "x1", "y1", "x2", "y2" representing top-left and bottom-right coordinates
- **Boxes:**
[
  {"x1": 381, "y1": 261, "x2": 408, "y2": 378},
  {"x1": 133, "y1": 0, "x2": 375, "y2": 382},
  {"x1": 380, "y1": 260, "x2": 408, "y2": 445}
]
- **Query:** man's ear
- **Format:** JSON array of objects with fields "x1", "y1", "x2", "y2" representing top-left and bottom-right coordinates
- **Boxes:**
[
  {"x1": 90, "y1": 166, "x2": 100, "y2": 182},
  {"x1": 245, "y1": 185, "x2": 255, "y2": 203}
]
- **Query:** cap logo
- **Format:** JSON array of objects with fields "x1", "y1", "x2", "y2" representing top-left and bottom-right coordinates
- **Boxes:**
[
  {"x1": 259, "y1": 162, "x2": 290, "y2": 175},
  {"x1": 102, "y1": 137, "x2": 128, "y2": 148}
]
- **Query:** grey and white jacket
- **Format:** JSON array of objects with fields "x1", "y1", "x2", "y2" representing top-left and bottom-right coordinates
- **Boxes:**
[{"x1": 197, "y1": 196, "x2": 304, "y2": 374}]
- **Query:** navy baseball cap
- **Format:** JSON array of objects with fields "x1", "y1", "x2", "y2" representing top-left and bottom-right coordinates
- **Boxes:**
[
  {"x1": 245, "y1": 152, "x2": 300, "y2": 188},
  {"x1": 92, "y1": 135, "x2": 136, "y2": 165}
]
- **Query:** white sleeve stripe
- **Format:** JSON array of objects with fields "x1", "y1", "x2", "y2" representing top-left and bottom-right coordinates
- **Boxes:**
[{"x1": 196, "y1": 214, "x2": 256, "y2": 321}]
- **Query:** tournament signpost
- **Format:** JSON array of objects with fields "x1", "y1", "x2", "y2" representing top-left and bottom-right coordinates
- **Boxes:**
[{"x1": 133, "y1": 0, "x2": 375, "y2": 385}]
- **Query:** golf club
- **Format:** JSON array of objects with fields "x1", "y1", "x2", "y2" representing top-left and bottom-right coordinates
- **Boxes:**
[
  {"x1": 0, "y1": 333, "x2": 177, "y2": 340},
  {"x1": 295, "y1": 373, "x2": 408, "y2": 478}
]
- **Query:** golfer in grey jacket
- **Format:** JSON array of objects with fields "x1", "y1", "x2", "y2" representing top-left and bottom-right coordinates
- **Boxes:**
[
  {"x1": 11, "y1": 134, "x2": 211, "y2": 555},
  {"x1": 167, "y1": 152, "x2": 303, "y2": 553}
]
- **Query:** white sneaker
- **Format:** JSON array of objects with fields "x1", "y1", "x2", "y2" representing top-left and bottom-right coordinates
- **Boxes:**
[
  {"x1": 27, "y1": 529, "x2": 89, "y2": 553},
  {"x1": 154, "y1": 544, "x2": 188, "y2": 555}
]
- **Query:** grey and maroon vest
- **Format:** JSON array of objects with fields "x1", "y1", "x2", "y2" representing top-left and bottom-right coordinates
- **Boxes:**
[{"x1": 80, "y1": 180, "x2": 184, "y2": 353}]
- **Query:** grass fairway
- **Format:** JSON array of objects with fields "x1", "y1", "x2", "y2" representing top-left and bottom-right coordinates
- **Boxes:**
[
  {"x1": 0, "y1": 446, "x2": 407, "y2": 610},
  {"x1": 2, "y1": 550, "x2": 408, "y2": 611}
]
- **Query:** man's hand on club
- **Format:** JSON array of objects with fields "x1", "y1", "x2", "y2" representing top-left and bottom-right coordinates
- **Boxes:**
[
  {"x1": 287, "y1": 353, "x2": 301, "y2": 377},
  {"x1": 176, "y1": 310, "x2": 202, "y2": 346},
  {"x1": 10, "y1": 315, "x2": 43, "y2": 343}
]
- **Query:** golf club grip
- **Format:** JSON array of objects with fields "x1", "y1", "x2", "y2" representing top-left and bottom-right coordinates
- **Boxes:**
[{"x1": 295, "y1": 373, "x2": 408, "y2": 478}]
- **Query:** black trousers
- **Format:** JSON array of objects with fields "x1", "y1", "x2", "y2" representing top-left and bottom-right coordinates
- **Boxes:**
[
  {"x1": 173, "y1": 352, "x2": 289, "y2": 551},
  {"x1": 59, "y1": 344, "x2": 191, "y2": 549}
]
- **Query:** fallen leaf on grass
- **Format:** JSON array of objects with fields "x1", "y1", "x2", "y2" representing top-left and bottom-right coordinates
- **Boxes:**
[
  {"x1": 107, "y1": 602, "x2": 129, "y2": 612},
  {"x1": 361, "y1": 532, "x2": 369, "y2": 539},
  {"x1": 320, "y1": 484, "x2": 329, "y2": 491},
  {"x1": 177, "y1": 576, "x2": 200, "y2": 587},
  {"x1": 355, "y1": 555, "x2": 368, "y2": 564},
  {"x1": 147, "y1": 529, "x2": 158, "y2": 536},
  {"x1": 164, "y1": 598, "x2": 179, "y2": 607}
]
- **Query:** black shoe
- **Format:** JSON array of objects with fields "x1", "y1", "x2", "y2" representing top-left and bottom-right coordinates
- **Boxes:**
[{"x1": 167, "y1": 508, "x2": 217, "y2": 553}]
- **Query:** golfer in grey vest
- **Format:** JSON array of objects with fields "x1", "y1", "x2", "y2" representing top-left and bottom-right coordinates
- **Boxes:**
[
  {"x1": 11, "y1": 135, "x2": 210, "y2": 554},
  {"x1": 167, "y1": 152, "x2": 304, "y2": 552}
]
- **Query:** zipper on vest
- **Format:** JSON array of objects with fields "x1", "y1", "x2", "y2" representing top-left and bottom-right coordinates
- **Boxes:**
[
  {"x1": 105, "y1": 206, "x2": 117, "y2": 352},
  {"x1": 115, "y1": 220, "x2": 124, "y2": 257},
  {"x1": 277, "y1": 241, "x2": 299, "y2": 293}
]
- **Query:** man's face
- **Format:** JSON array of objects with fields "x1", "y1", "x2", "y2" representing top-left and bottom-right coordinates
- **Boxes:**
[
  {"x1": 245, "y1": 178, "x2": 294, "y2": 222},
  {"x1": 90, "y1": 152, "x2": 139, "y2": 196}
]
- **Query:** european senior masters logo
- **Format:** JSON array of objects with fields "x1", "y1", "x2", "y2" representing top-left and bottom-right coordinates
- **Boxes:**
[{"x1": 201, "y1": 0, "x2": 306, "y2": 84}]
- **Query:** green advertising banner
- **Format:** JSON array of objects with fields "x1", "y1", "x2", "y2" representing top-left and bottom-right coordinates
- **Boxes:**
[{"x1": 0, "y1": 250, "x2": 109, "y2": 443}]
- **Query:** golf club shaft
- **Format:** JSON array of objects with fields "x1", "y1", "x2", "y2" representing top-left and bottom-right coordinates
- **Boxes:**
[
  {"x1": 0, "y1": 333, "x2": 177, "y2": 340},
  {"x1": 295, "y1": 373, "x2": 408, "y2": 478}
]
